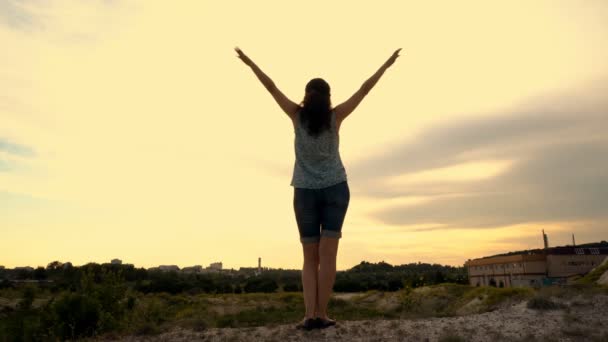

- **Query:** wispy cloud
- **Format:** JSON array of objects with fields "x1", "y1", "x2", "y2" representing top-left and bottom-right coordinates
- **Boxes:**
[
  {"x1": 0, "y1": 138, "x2": 35, "y2": 173},
  {"x1": 0, "y1": 0, "x2": 130, "y2": 44},
  {"x1": 0, "y1": 1, "x2": 39, "y2": 31},
  {"x1": 0, "y1": 138, "x2": 36, "y2": 158},
  {"x1": 350, "y1": 79, "x2": 608, "y2": 229}
]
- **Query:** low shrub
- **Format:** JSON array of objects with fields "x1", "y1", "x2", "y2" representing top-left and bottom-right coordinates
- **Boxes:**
[{"x1": 527, "y1": 296, "x2": 564, "y2": 310}]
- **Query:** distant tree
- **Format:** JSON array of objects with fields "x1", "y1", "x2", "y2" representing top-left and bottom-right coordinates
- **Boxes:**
[
  {"x1": 53, "y1": 292, "x2": 101, "y2": 339},
  {"x1": 244, "y1": 277, "x2": 278, "y2": 293},
  {"x1": 17, "y1": 286, "x2": 36, "y2": 310},
  {"x1": 433, "y1": 271, "x2": 445, "y2": 284},
  {"x1": 283, "y1": 283, "x2": 300, "y2": 292},
  {"x1": 15, "y1": 268, "x2": 33, "y2": 280},
  {"x1": 34, "y1": 267, "x2": 47, "y2": 280},
  {"x1": 333, "y1": 277, "x2": 364, "y2": 292},
  {"x1": 219, "y1": 283, "x2": 234, "y2": 294},
  {"x1": 47, "y1": 261, "x2": 63, "y2": 270},
  {"x1": 387, "y1": 278, "x2": 403, "y2": 291},
  {"x1": 0, "y1": 279, "x2": 13, "y2": 289}
]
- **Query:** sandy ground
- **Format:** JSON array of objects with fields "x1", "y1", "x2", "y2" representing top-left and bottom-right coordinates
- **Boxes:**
[{"x1": 96, "y1": 294, "x2": 608, "y2": 342}]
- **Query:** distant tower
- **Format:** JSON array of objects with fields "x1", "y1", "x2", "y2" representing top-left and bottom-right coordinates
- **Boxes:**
[
  {"x1": 572, "y1": 234, "x2": 576, "y2": 247},
  {"x1": 258, "y1": 257, "x2": 261, "y2": 273},
  {"x1": 542, "y1": 229, "x2": 549, "y2": 249}
]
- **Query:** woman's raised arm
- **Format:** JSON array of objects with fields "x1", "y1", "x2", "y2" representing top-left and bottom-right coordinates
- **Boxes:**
[
  {"x1": 334, "y1": 48, "x2": 402, "y2": 124},
  {"x1": 235, "y1": 47, "x2": 299, "y2": 120}
]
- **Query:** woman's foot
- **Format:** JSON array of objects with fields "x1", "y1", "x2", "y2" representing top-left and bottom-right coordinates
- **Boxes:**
[
  {"x1": 295, "y1": 317, "x2": 317, "y2": 331},
  {"x1": 315, "y1": 317, "x2": 336, "y2": 329}
]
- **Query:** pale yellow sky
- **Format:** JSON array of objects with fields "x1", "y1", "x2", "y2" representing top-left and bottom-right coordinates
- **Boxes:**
[{"x1": 1, "y1": 1, "x2": 607, "y2": 270}]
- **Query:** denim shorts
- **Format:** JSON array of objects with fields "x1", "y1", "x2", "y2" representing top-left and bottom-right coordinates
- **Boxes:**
[{"x1": 293, "y1": 180, "x2": 350, "y2": 244}]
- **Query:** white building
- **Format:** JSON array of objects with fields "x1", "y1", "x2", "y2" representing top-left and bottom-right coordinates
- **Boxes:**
[
  {"x1": 466, "y1": 246, "x2": 608, "y2": 287},
  {"x1": 182, "y1": 265, "x2": 203, "y2": 273},
  {"x1": 158, "y1": 265, "x2": 180, "y2": 272},
  {"x1": 14, "y1": 266, "x2": 34, "y2": 271},
  {"x1": 208, "y1": 262, "x2": 222, "y2": 270}
]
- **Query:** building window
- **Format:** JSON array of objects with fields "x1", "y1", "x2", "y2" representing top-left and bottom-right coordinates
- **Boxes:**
[{"x1": 567, "y1": 261, "x2": 587, "y2": 266}]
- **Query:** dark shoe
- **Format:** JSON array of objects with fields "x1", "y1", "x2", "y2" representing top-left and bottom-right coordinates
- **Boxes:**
[
  {"x1": 295, "y1": 318, "x2": 317, "y2": 331},
  {"x1": 315, "y1": 317, "x2": 336, "y2": 329}
]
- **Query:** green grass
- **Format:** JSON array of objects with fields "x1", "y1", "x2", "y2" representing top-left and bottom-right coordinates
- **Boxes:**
[
  {"x1": 394, "y1": 283, "x2": 534, "y2": 318},
  {"x1": 577, "y1": 260, "x2": 608, "y2": 284},
  {"x1": 461, "y1": 285, "x2": 534, "y2": 308}
]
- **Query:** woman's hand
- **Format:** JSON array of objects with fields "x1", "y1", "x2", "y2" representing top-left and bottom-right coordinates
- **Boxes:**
[
  {"x1": 235, "y1": 47, "x2": 253, "y2": 67},
  {"x1": 384, "y1": 48, "x2": 402, "y2": 68}
]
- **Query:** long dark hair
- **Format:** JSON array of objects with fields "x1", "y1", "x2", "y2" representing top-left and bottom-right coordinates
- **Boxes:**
[{"x1": 299, "y1": 78, "x2": 332, "y2": 137}]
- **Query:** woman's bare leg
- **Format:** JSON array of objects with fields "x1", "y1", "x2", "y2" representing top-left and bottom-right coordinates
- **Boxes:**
[
  {"x1": 317, "y1": 236, "x2": 339, "y2": 319},
  {"x1": 301, "y1": 242, "x2": 320, "y2": 319}
]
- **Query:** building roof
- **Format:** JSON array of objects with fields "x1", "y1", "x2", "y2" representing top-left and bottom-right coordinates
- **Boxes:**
[
  {"x1": 547, "y1": 246, "x2": 608, "y2": 255},
  {"x1": 466, "y1": 253, "x2": 546, "y2": 266},
  {"x1": 466, "y1": 242, "x2": 608, "y2": 266}
]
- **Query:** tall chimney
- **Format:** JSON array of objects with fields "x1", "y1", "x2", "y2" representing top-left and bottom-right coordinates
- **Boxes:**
[
  {"x1": 542, "y1": 229, "x2": 549, "y2": 249},
  {"x1": 258, "y1": 257, "x2": 261, "y2": 272},
  {"x1": 572, "y1": 234, "x2": 576, "y2": 247}
]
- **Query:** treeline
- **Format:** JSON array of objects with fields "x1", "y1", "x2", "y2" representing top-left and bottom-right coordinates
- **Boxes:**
[
  {"x1": 335, "y1": 261, "x2": 467, "y2": 291},
  {"x1": 1, "y1": 260, "x2": 466, "y2": 295}
]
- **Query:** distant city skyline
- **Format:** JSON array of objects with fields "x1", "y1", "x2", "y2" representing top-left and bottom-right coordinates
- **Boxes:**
[{"x1": 3, "y1": 236, "x2": 606, "y2": 271}]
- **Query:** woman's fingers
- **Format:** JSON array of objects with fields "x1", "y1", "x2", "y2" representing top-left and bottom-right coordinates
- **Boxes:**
[
  {"x1": 235, "y1": 47, "x2": 246, "y2": 58},
  {"x1": 386, "y1": 48, "x2": 402, "y2": 66},
  {"x1": 235, "y1": 47, "x2": 252, "y2": 66},
  {"x1": 392, "y1": 48, "x2": 402, "y2": 59}
]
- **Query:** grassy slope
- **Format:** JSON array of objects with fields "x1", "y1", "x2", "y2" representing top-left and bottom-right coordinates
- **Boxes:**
[
  {"x1": 577, "y1": 258, "x2": 608, "y2": 284},
  {"x1": 89, "y1": 284, "x2": 541, "y2": 336}
]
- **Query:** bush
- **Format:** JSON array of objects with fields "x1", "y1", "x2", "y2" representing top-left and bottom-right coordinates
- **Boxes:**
[
  {"x1": 527, "y1": 296, "x2": 564, "y2": 310},
  {"x1": 243, "y1": 278, "x2": 278, "y2": 293},
  {"x1": 0, "y1": 279, "x2": 13, "y2": 289},
  {"x1": 53, "y1": 292, "x2": 102, "y2": 339},
  {"x1": 17, "y1": 286, "x2": 36, "y2": 310},
  {"x1": 282, "y1": 283, "x2": 300, "y2": 292}
]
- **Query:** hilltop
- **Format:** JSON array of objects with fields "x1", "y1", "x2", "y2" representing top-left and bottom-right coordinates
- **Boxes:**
[{"x1": 85, "y1": 284, "x2": 608, "y2": 342}]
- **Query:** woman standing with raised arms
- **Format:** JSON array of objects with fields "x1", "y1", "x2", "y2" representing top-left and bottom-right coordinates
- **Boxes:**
[{"x1": 235, "y1": 47, "x2": 401, "y2": 330}]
